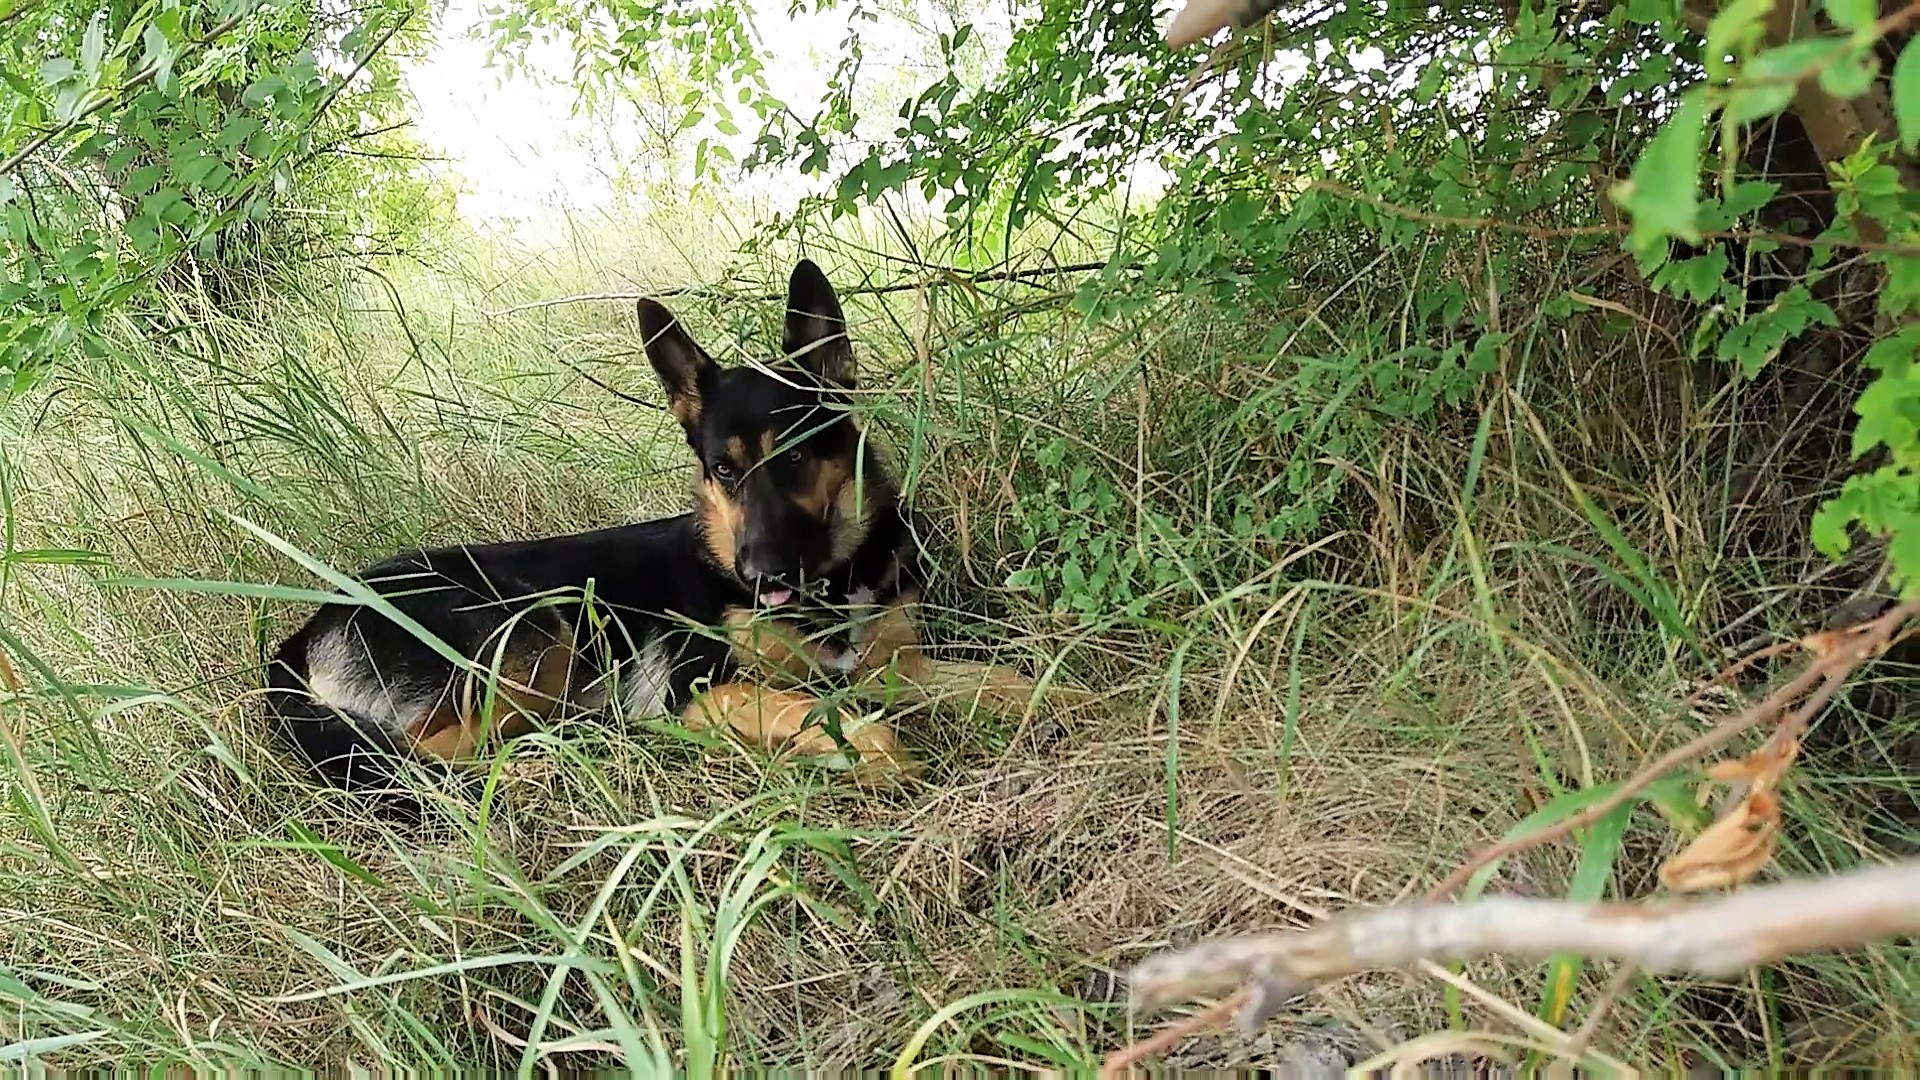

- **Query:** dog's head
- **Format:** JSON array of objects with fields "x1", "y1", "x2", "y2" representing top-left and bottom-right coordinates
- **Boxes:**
[{"x1": 637, "y1": 259, "x2": 881, "y2": 604}]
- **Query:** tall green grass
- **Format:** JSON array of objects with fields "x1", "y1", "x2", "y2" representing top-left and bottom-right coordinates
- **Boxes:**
[{"x1": 0, "y1": 197, "x2": 1913, "y2": 1069}]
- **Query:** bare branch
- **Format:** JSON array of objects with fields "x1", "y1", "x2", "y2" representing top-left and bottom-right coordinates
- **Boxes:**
[
  {"x1": 482, "y1": 261, "x2": 1121, "y2": 317},
  {"x1": 1097, "y1": 987, "x2": 1248, "y2": 1080},
  {"x1": 1129, "y1": 859, "x2": 1920, "y2": 1035},
  {"x1": 1164, "y1": 0, "x2": 1281, "y2": 48}
]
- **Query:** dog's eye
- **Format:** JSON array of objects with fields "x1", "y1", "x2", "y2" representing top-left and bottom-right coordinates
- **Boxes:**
[
  {"x1": 786, "y1": 448, "x2": 804, "y2": 466},
  {"x1": 711, "y1": 462, "x2": 738, "y2": 482}
]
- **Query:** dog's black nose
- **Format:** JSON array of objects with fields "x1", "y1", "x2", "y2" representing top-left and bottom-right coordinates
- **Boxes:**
[{"x1": 735, "y1": 540, "x2": 770, "y2": 582}]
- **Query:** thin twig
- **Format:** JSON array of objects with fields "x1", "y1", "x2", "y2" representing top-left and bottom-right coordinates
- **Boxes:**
[
  {"x1": 549, "y1": 353, "x2": 666, "y2": 412},
  {"x1": 1564, "y1": 963, "x2": 1640, "y2": 1061},
  {"x1": 484, "y1": 261, "x2": 1123, "y2": 317},
  {"x1": 1429, "y1": 598, "x2": 1920, "y2": 899},
  {"x1": 1683, "y1": 637, "x2": 1803, "y2": 708},
  {"x1": 1099, "y1": 987, "x2": 1249, "y2": 1078},
  {"x1": 1304, "y1": 180, "x2": 1920, "y2": 258}
]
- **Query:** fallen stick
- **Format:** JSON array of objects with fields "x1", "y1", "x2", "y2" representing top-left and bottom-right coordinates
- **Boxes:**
[{"x1": 1127, "y1": 858, "x2": 1920, "y2": 1035}]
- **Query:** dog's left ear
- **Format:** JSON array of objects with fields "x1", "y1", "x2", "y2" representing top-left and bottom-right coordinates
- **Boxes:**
[
  {"x1": 638, "y1": 298, "x2": 716, "y2": 430},
  {"x1": 783, "y1": 259, "x2": 855, "y2": 387}
]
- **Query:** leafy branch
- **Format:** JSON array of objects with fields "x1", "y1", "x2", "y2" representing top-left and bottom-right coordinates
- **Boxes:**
[{"x1": 0, "y1": 10, "x2": 249, "y2": 178}]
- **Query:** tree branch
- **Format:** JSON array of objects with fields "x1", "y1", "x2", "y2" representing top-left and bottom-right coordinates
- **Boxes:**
[
  {"x1": 1164, "y1": 0, "x2": 1282, "y2": 48},
  {"x1": 1127, "y1": 859, "x2": 1920, "y2": 1035}
]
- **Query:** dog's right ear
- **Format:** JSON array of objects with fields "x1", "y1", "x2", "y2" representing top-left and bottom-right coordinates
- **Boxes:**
[{"x1": 638, "y1": 299, "x2": 715, "y2": 429}]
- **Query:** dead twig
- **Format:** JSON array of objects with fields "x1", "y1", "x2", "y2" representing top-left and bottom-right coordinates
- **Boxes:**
[
  {"x1": 485, "y1": 260, "x2": 1121, "y2": 318},
  {"x1": 1128, "y1": 859, "x2": 1920, "y2": 1034},
  {"x1": 1303, "y1": 179, "x2": 1920, "y2": 258},
  {"x1": 1098, "y1": 987, "x2": 1249, "y2": 1079},
  {"x1": 1107, "y1": 600, "x2": 1916, "y2": 1071}
]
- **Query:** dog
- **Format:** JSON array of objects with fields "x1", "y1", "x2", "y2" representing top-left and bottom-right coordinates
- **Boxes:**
[{"x1": 264, "y1": 259, "x2": 1042, "y2": 815}]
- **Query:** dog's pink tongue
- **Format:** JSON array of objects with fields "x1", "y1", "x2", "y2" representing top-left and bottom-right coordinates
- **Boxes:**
[{"x1": 759, "y1": 587, "x2": 795, "y2": 606}]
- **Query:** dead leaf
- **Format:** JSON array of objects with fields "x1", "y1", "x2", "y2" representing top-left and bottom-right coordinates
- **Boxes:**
[
  {"x1": 1660, "y1": 789, "x2": 1783, "y2": 892},
  {"x1": 1661, "y1": 738, "x2": 1800, "y2": 892},
  {"x1": 1706, "y1": 736, "x2": 1800, "y2": 787}
]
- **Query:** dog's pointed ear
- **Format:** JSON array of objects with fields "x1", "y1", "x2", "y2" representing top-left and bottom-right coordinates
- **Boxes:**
[
  {"x1": 783, "y1": 259, "x2": 855, "y2": 387},
  {"x1": 638, "y1": 299, "x2": 714, "y2": 429}
]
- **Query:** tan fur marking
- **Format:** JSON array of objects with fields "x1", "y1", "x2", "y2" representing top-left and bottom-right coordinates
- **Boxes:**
[
  {"x1": 893, "y1": 658, "x2": 1047, "y2": 714},
  {"x1": 723, "y1": 606, "x2": 830, "y2": 684},
  {"x1": 406, "y1": 627, "x2": 576, "y2": 762},
  {"x1": 409, "y1": 700, "x2": 474, "y2": 760},
  {"x1": 725, "y1": 435, "x2": 749, "y2": 470},
  {"x1": 759, "y1": 429, "x2": 776, "y2": 457},
  {"x1": 797, "y1": 455, "x2": 852, "y2": 522},
  {"x1": 850, "y1": 593, "x2": 1055, "y2": 717},
  {"x1": 852, "y1": 595, "x2": 926, "y2": 680},
  {"x1": 680, "y1": 681, "x2": 916, "y2": 779},
  {"x1": 697, "y1": 477, "x2": 744, "y2": 573}
]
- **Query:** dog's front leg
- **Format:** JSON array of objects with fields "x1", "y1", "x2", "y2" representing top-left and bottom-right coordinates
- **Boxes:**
[
  {"x1": 678, "y1": 682, "x2": 915, "y2": 778},
  {"x1": 722, "y1": 607, "x2": 856, "y2": 685},
  {"x1": 850, "y1": 595, "x2": 1053, "y2": 717}
]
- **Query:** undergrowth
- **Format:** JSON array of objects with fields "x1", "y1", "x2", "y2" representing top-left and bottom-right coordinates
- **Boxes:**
[{"x1": 0, "y1": 199, "x2": 1915, "y2": 1069}]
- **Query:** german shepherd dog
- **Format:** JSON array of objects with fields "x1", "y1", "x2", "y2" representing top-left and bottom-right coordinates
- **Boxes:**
[{"x1": 264, "y1": 260, "x2": 1039, "y2": 815}]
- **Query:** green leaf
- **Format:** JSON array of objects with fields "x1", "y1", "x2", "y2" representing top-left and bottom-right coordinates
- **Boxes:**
[
  {"x1": 1850, "y1": 371, "x2": 1919, "y2": 459},
  {"x1": 1818, "y1": 53, "x2": 1876, "y2": 99},
  {"x1": 218, "y1": 115, "x2": 261, "y2": 149},
  {"x1": 1003, "y1": 567, "x2": 1044, "y2": 589},
  {"x1": 1707, "y1": 0, "x2": 1776, "y2": 77},
  {"x1": 142, "y1": 23, "x2": 176, "y2": 93},
  {"x1": 1415, "y1": 59, "x2": 1448, "y2": 104},
  {"x1": 1619, "y1": 89, "x2": 1707, "y2": 248},
  {"x1": 1723, "y1": 179, "x2": 1780, "y2": 218},
  {"x1": 1725, "y1": 81, "x2": 1796, "y2": 125},
  {"x1": 1897, "y1": 38, "x2": 1920, "y2": 151},
  {"x1": 1747, "y1": 38, "x2": 1847, "y2": 83},
  {"x1": 80, "y1": 15, "x2": 105, "y2": 80},
  {"x1": 1862, "y1": 327, "x2": 1920, "y2": 373},
  {"x1": 1826, "y1": 0, "x2": 1878, "y2": 33},
  {"x1": 1460, "y1": 776, "x2": 1693, "y2": 901}
]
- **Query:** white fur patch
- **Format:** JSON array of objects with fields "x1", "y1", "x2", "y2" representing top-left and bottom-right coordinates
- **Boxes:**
[
  {"x1": 304, "y1": 625, "x2": 429, "y2": 736},
  {"x1": 615, "y1": 638, "x2": 674, "y2": 720}
]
